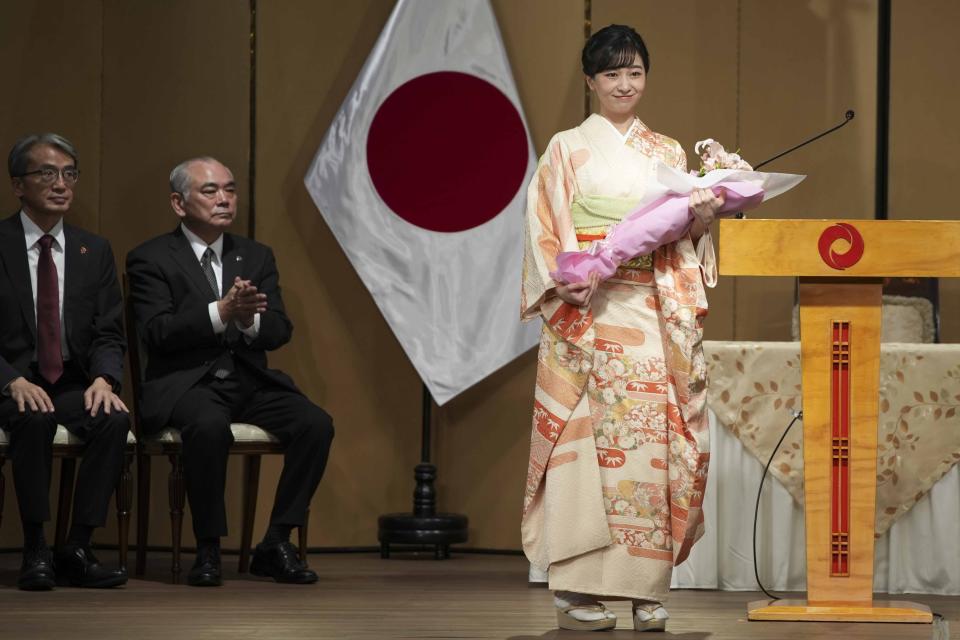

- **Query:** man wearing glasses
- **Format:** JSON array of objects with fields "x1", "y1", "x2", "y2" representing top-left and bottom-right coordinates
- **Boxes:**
[{"x1": 0, "y1": 133, "x2": 129, "y2": 590}]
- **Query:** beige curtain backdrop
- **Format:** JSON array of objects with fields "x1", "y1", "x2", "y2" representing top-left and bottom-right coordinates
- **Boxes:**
[{"x1": 0, "y1": 0, "x2": 955, "y2": 551}]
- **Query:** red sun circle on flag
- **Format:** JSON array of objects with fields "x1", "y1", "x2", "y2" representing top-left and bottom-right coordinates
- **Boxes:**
[
  {"x1": 817, "y1": 222, "x2": 865, "y2": 270},
  {"x1": 366, "y1": 71, "x2": 529, "y2": 233}
]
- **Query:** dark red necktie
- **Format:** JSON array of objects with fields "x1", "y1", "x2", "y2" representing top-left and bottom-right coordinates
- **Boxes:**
[{"x1": 37, "y1": 234, "x2": 63, "y2": 384}]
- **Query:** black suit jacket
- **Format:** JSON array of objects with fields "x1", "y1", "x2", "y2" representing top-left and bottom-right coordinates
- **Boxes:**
[
  {"x1": 0, "y1": 213, "x2": 125, "y2": 391},
  {"x1": 125, "y1": 227, "x2": 299, "y2": 432}
]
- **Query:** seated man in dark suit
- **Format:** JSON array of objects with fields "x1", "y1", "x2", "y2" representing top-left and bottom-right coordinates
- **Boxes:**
[
  {"x1": 0, "y1": 133, "x2": 129, "y2": 590},
  {"x1": 126, "y1": 156, "x2": 334, "y2": 587}
]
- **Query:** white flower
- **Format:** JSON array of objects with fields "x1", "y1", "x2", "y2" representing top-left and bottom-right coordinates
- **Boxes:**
[
  {"x1": 553, "y1": 342, "x2": 569, "y2": 358},
  {"x1": 670, "y1": 438, "x2": 687, "y2": 456},
  {"x1": 651, "y1": 530, "x2": 665, "y2": 546},
  {"x1": 619, "y1": 435, "x2": 637, "y2": 449},
  {"x1": 601, "y1": 388, "x2": 617, "y2": 405},
  {"x1": 596, "y1": 435, "x2": 610, "y2": 448},
  {"x1": 694, "y1": 138, "x2": 722, "y2": 158},
  {"x1": 608, "y1": 359, "x2": 626, "y2": 376},
  {"x1": 678, "y1": 307, "x2": 692, "y2": 323},
  {"x1": 671, "y1": 329, "x2": 686, "y2": 345},
  {"x1": 695, "y1": 137, "x2": 752, "y2": 173},
  {"x1": 726, "y1": 152, "x2": 753, "y2": 171}
]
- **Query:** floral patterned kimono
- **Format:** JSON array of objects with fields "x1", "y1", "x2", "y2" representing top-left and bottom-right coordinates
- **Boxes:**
[{"x1": 521, "y1": 114, "x2": 712, "y2": 601}]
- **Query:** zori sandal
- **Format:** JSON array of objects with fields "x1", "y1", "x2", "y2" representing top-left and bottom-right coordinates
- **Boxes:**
[{"x1": 556, "y1": 603, "x2": 617, "y2": 631}]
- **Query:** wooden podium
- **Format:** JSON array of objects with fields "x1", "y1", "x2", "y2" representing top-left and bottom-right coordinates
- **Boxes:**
[{"x1": 719, "y1": 218, "x2": 960, "y2": 623}]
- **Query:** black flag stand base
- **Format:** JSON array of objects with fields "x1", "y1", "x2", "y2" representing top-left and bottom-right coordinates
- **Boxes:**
[{"x1": 377, "y1": 384, "x2": 468, "y2": 560}]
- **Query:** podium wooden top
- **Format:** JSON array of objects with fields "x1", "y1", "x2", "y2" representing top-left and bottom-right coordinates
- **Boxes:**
[{"x1": 719, "y1": 219, "x2": 960, "y2": 277}]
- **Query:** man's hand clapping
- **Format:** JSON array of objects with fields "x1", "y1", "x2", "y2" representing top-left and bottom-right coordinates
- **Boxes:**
[{"x1": 217, "y1": 277, "x2": 267, "y2": 328}]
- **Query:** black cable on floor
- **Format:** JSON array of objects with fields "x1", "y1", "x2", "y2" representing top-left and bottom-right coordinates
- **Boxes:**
[{"x1": 752, "y1": 409, "x2": 802, "y2": 601}]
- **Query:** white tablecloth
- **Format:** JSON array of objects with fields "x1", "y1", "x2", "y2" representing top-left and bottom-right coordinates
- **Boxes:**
[{"x1": 669, "y1": 411, "x2": 960, "y2": 594}]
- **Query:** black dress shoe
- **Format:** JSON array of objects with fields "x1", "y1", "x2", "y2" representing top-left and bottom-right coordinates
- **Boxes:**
[
  {"x1": 188, "y1": 544, "x2": 222, "y2": 587},
  {"x1": 250, "y1": 541, "x2": 317, "y2": 584},
  {"x1": 18, "y1": 545, "x2": 55, "y2": 591},
  {"x1": 54, "y1": 544, "x2": 127, "y2": 588}
]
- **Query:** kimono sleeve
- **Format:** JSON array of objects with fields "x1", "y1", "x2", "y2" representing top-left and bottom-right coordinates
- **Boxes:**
[
  {"x1": 521, "y1": 134, "x2": 577, "y2": 322},
  {"x1": 672, "y1": 138, "x2": 719, "y2": 287}
]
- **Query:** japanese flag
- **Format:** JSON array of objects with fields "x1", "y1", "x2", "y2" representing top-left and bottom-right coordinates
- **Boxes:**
[{"x1": 305, "y1": 0, "x2": 540, "y2": 405}]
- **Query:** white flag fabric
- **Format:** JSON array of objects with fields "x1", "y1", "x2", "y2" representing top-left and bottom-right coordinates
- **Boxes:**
[{"x1": 304, "y1": 0, "x2": 541, "y2": 405}]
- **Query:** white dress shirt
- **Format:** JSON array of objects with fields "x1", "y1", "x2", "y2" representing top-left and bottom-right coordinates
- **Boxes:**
[
  {"x1": 180, "y1": 223, "x2": 260, "y2": 339},
  {"x1": 21, "y1": 211, "x2": 70, "y2": 360}
]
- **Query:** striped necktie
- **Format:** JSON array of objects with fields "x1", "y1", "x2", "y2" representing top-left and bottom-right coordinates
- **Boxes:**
[
  {"x1": 200, "y1": 247, "x2": 219, "y2": 298},
  {"x1": 201, "y1": 247, "x2": 231, "y2": 379}
]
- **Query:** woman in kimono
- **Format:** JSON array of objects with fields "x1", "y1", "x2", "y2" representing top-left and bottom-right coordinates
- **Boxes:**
[{"x1": 521, "y1": 25, "x2": 723, "y2": 632}]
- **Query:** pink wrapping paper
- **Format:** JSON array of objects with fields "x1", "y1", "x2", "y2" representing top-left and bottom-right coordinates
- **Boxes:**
[{"x1": 550, "y1": 182, "x2": 764, "y2": 285}]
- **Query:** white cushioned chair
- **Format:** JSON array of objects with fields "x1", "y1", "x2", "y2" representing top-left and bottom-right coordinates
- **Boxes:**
[
  {"x1": 123, "y1": 276, "x2": 306, "y2": 583},
  {"x1": 0, "y1": 425, "x2": 135, "y2": 570}
]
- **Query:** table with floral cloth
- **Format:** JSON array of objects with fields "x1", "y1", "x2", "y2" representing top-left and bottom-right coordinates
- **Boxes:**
[{"x1": 704, "y1": 341, "x2": 960, "y2": 534}]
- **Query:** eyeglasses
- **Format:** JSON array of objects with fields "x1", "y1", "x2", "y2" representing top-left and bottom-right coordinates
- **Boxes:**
[{"x1": 16, "y1": 166, "x2": 80, "y2": 185}]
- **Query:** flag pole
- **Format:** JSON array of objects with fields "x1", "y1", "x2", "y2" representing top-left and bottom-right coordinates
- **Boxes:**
[{"x1": 377, "y1": 383, "x2": 469, "y2": 559}]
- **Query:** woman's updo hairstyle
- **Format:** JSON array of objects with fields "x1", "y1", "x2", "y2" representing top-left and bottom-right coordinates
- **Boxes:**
[{"x1": 581, "y1": 24, "x2": 650, "y2": 76}]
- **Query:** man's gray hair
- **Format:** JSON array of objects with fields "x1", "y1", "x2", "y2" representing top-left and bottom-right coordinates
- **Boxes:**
[
  {"x1": 8, "y1": 133, "x2": 78, "y2": 178},
  {"x1": 169, "y1": 156, "x2": 225, "y2": 201}
]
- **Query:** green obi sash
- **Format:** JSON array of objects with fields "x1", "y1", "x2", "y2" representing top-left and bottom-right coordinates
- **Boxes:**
[{"x1": 572, "y1": 196, "x2": 653, "y2": 270}]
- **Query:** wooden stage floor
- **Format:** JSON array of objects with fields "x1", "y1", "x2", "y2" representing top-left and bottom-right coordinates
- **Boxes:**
[{"x1": 0, "y1": 551, "x2": 955, "y2": 639}]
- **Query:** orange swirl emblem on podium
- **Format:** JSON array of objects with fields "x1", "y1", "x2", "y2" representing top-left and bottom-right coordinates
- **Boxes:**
[{"x1": 818, "y1": 222, "x2": 864, "y2": 270}]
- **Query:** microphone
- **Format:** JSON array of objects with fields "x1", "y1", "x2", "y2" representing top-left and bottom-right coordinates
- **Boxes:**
[
  {"x1": 753, "y1": 110, "x2": 855, "y2": 170},
  {"x1": 734, "y1": 110, "x2": 855, "y2": 218}
]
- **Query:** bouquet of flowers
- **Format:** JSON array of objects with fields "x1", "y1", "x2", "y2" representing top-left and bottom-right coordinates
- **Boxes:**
[
  {"x1": 549, "y1": 139, "x2": 805, "y2": 285},
  {"x1": 694, "y1": 138, "x2": 753, "y2": 175}
]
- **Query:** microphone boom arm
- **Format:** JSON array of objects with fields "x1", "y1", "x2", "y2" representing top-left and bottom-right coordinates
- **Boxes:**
[{"x1": 753, "y1": 110, "x2": 855, "y2": 171}]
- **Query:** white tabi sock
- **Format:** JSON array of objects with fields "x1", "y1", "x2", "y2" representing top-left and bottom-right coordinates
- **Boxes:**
[{"x1": 554, "y1": 591, "x2": 616, "y2": 622}]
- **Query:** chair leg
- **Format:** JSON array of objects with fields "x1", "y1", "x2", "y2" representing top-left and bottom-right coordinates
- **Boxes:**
[
  {"x1": 135, "y1": 453, "x2": 151, "y2": 576},
  {"x1": 298, "y1": 506, "x2": 309, "y2": 564},
  {"x1": 55, "y1": 458, "x2": 77, "y2": 548},
  {"x1": 116, "y1": 452, "x2": 133, "y2": 573},
  {"x1": 238, "y1": 455, "x2": 261, "y2": 573},
  {"x1": 168, "y1": 454, "x2": 185, "y2": 584}
]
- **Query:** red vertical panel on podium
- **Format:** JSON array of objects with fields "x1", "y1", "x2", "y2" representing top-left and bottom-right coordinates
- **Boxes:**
[{"x1": 831, "y1": 321, "x2": 850, "y2": 577}]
